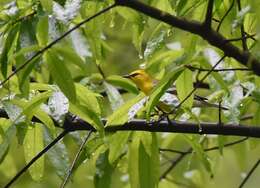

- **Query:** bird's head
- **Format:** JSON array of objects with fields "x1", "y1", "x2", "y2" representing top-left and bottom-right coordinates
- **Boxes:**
[{"x1": 123, "y1": 69, "x2": 154, "y2": 95}]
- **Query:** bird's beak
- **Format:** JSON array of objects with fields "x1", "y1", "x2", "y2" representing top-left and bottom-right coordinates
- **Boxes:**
[{"x1": 123, "y1": 74, "x2": 131, "y2": 79}]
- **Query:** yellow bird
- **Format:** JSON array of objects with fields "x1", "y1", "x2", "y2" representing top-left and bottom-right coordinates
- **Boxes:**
[
  {"x1": 123, "y1": 69, "x2": 227, "y2": 110},
  {"x1": 123, "y1": 69, "x2": 154, "y2": 95}
]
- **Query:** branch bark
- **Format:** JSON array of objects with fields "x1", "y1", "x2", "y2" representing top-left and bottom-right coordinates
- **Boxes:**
[
  {"x1": 70, "y1": 119, "x2": 260, "y2": 138},
  {"x1": 204, "y1": 0, "x2": 214, "y2": 28},
  {"x1": 0, "y1": 109, "x2": 259, "y2": 138},
  {"x1": 115, "y1": 0, "x2": 260, "y2": 76}
]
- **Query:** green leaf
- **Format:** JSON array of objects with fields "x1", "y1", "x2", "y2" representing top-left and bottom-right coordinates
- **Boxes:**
[
  {"x1": 40, "y1": 0, "x2": 53, "y2": 12},
  {"x1": 183, "y1": 135, "x2": 212, "y2": 175},
  {"x1": 128, "y1": 132, "x2": 159, "y2": 188},
  {"x1": 43, "y1": 126, "x2": 70, "y2": 179},
  {"x1": 116, "y1": 7, "x2": 141, "y2": 23},
  {"x1": 94, "y1": 150, "x2": 114, "y2": 188},
  {"x1": 153, "y1": 0, "x2": 174, "y2": 14},
  {"x1": 217, "y1": 135, "x2": 224, "y2": 155},
  {"x1": 144, "y1": 26, "x2": 166, "y2": 60},
  {"x1": 108, "y1": 132, "x2": 131, "y2": 163},
  {"x1": 73, "y1": 136, "x2": 104, "y2": 171},
  {"x1": 69, "y1": 84, "x2": 103, "y2": 133},
  {"x1": 82, "y1": 2, "x2": 104, "y2": 65},
  {"x1": 45, "y1": 50, "x2": 76, "y2": 102},
  {"x1": 24, "y1": 123, "x2": 44, "y2": 181},
  {"x1": 0, "y1": 123, "x2": 16, "y2": 163},
  {"x1": 22, "y1": 91, "x2": 52, "y2": 119},
  {"x1": 33, "y1": 108, "x2": 56, "y2": 135},
  {"x1": 176, "y1": 0, "x2": 188, "y2": 15},
  {"x1": 104, "y1": 82, "x2": 124, "y2": 111},
  {"x1": 0, "y1": 24, "x2": 20, "y2": 77},
  {"x1": 146, "y1": 67, "x2": 183, "y2": 119},
  {"x1": 176, "y1": 69, "x2": 194, "y2": 108},
  {"x1": 11, "y1": 44, "x2": 40, "y2": 60},
  {"x1": 128, "y1": 132, "x2": 141, "y2": 188},
  {"x1": 106, "y1": 93, "x2": 145, "y2": 126},
  {"x1": 75, "y1": 83, "x2": 102, "y2": 115},
  {"x1": 53, "y1": 45, "x2": 89, "y2": 74},
  {"x1": 12, "y1": 44, "x2": 39, "y2": 96},
  {"x1": 139, "y1": 133, "x2": 159, "y2": 188},
  {"x1": 132, "y1": 23, "x2": 144, "y2": 56},
  {"x1": 253, "y1": 104, "x2": 260, "y2": 126},
  {"x1": 69, "y1": 103, "x2": 103, "y2": 133},
  {"x1": 146, "y1": 50, "x2": 184, "y2": 73},
  {"x1": 106, "y1": 75, "x2": 139, "y2": 94},
  {"x1": 37, "y1": 16, "x2": 49, "y2": 46}
]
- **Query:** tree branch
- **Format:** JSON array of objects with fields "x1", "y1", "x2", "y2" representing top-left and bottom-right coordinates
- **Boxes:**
[
  {"x1": 69, "y1": 119, "x2": 260, "y2": 138},
  {"x1": 0, "y1": 3, "x2": 116, "y2": 87},
  {"x1": 225, "y1": 33, "x2": 256, "y2": 43},
  {"x1": 169, "y1": 56, "x2": 226, "y2": 117},
  {"x1": 239, "y1": 159, "x2": 260, "y2": 188},
  {"x1": 115, "y1": 0, "x2": 260, "y2": 76},
  {"x1": 60, "y1": 131, "x2": 93, "y2": 188},
  {"x1": 186, "y1": 65, "x2": 252, "y2": 72},
  {"x1": 160, "y1": 137, "x2": 248, "y2": 154},
  {"x1": 236, "y1": 0, "x2": 248, "y2": 51},
  {"x1": 0, "y1": 109, "x2": 260, "y2": 138},
  {"x1": 217, "y1": 0, "x2": 235, "y2": 32},
  {"x1": 160, "y1": 147, "x2": 192, "y2": 180},
  {"x1": 4, "y1": 130, "x2": 68, "y2": 188},
  {"x1": 204, "y1": 0, "x2": 214, "y2": 28}
]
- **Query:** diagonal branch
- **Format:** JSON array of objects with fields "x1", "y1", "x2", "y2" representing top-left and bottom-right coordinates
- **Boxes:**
[
  {"x1": 160, "y1": 137, "x2": 248, "y2": 154},
  {"x1": 239, "y1": 159, "x2": 260, "y2": 188},
  {"x1": 115, "y1": 0, "x2": 260, "y2": 76},
  {"x1": 60, "y1": 131, "x2": 93, "y2": 188},
  {"x1": 160, "y1": 147, "x2": 192, "y2": 180},
  {"x1": 0, "y1": 3, "x2": 116, "y2": 87},
  {"x1": 204, "y1": 0, "x2": 214, "y2": 28},
  {"x1": 217, "y1": 0, "x2": 235, "y2": 32},
  {"x1": 236, "y1": 0, "x2": 248, "y2": 51},
  {"x1": 186, "y1": 65, "x2": 252, "y2": 72},
  {"x1": 4, "y1": 130, "x2": 68, "y2": 188},
  {"x1": 169, "y1": 56, "x2": 226, "y2": 117}
]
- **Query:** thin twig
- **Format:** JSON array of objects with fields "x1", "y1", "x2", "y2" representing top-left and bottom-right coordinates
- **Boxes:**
[
  {"x1": 236, "y1": 0, "x2": 248, "y2": 51},
  {"x1": 97, "y1": 65, "x2": 106, "y2": 78},
  {"x1": 12, "y1": 11, "x2": 37, "y2": 25},
  {"x1": 217, "y1": 0, "x2": 235, "y2": 32},
  {"x1": 186, "y1": 65, "x2": 251, "y2": 72},
  {"x1": 116, "y1": 0, "x2": 260, "y2": 76},
  {"x1": 60, "y1": 131, "x2": 93, "y2": 188},
  {"x1": 4, "y1": 130, "x2": 68, "y2": 188},
  {"x1": 0, "y1": 3, "x2": 116, "y2": 87},
  {"x1": 160, "y1": 147, "x2": 192, "y2": 180},
  {"x1": 239, "y1": 159, "x2": 260, "y2": 188},
  {"x1": 170, "y1": 55, "x2": 226, "y2": 118},
  {"x1": 225, "y1": 34, "x2": 256, "y2": 43},
  {"x1": 240, "y1": 114, "x2": 253, "y2": 121},
  {"x1": 204, "y1": 0, "x2": 214, "y2": 28},
  {"x1": 159, "y1": 137, "x2": 248, "y2": 154}
]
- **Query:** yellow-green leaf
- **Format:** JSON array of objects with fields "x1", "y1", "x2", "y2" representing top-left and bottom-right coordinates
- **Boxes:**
[
  {"x1": 106, "y1": 93, "x2": 145, "y2": 126},
  {"x1": 24, "y1": 124, "x2": 44, "y2": 181},
  {"x1": 176, "y1": 69, "x2": 194, "y2": 108},
  {"x1": 45, "y1": 51, "x2": 76, "y2": 102}
]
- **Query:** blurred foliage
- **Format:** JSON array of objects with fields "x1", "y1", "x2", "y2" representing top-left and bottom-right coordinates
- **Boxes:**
[{"x1": 0, "y1": 0, "x2": 260, "y2": 188}]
